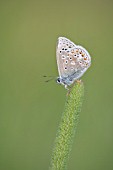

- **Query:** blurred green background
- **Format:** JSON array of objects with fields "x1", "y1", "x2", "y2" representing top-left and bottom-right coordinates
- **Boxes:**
[{"x1": 0, "y1": 0, "x2": 113, "y2": 170}]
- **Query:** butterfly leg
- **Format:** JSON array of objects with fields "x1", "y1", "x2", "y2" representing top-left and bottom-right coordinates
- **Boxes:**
[
  {"x1": 65, "y1": 85, "x2": 69, "y2": 90},
  {"x1": 76, "y1": 79, "x2": 82, "y2": 84},
  {"x1": 66, "y1": 79, "x2": 82, "y2": 96}
]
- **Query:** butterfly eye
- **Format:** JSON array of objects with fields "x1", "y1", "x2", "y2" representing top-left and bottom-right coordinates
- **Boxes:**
[{"x1": 57, "y1": 78, "x2": 61, "y2": 83}]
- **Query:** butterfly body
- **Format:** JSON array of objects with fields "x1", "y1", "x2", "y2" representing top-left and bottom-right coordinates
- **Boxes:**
[{"x1": 56, "y1": 37, "x2": 91, "y2": 88}]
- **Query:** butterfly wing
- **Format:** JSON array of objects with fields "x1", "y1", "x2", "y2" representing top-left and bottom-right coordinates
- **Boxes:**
[
  {"x1": 56, "y1": 37, "x2": 91, "y2": 81},
  {"x1": 56, "y1": 37, "x2": 76, "y2": 78}
]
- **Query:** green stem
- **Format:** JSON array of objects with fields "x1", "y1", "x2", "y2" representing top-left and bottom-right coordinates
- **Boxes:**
[{"x1": 50, "y1": 81, "x2": 84, "y2": 170}]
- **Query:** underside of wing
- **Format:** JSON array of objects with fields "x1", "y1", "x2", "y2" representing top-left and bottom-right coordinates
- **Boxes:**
[
  {"x1": 56, "y1": 37, "x2": 77, "y2": 78},
  {"x1": 56, "y1": 37, "x2": 91, "y2": 79}
]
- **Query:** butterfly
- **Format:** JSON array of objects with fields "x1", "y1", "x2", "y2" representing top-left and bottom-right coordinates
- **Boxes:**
[{"x1": 56, "y1": 37, "x2": 91, "y2": 89}]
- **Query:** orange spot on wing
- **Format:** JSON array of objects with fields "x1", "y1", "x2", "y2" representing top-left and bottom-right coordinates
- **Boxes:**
[{"x1": 82, "y1": 54, "x2": 85, "y2": 57}]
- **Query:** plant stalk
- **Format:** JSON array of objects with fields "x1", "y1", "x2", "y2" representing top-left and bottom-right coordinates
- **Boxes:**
[{"x1": 50, "y1": 81, "x2": 84, "y2": 170}]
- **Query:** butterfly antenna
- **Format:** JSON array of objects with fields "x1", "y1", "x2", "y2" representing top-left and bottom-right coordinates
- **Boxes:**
[
  {"x1": 43, "y1": 75, "x2": 56, "y2": 83},
  {"x1": 45, "y1": 78, "x2": 54, "y2": 82},
  {"x1": 43, "y1": 75, "x2": 53, "y2": 78}
]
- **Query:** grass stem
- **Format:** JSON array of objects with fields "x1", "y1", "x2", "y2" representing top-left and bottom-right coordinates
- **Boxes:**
[{"x1": 50, "y1": 81, "x2": 84, "y2": 170}]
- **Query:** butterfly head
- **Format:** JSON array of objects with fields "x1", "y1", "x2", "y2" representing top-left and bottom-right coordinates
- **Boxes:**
[{"x1": 56, "y1": 76, "x2": 74, "y2": 86}]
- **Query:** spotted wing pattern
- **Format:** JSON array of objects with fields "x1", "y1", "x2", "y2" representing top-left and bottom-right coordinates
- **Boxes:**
[{"x1": 56, "y1": 37, "x2": 91, "y2": 79}]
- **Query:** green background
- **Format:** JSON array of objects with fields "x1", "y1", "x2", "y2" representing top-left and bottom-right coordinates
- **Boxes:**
[{"x1": 0, "y1": 0, "x2": 113, "y2": 170}]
